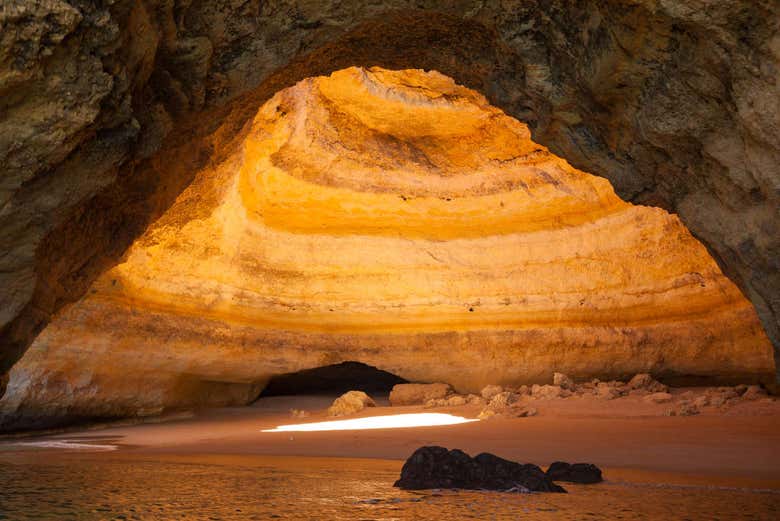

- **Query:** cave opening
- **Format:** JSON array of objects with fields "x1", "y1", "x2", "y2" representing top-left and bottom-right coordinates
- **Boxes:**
[{"x1": 258, "y1": 362, "x2": 407, "y2": 398}]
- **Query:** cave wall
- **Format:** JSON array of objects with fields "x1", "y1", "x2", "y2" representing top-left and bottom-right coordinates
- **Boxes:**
[{"x1": 1, "y1": 0, "x2": 778, "y2": 390}]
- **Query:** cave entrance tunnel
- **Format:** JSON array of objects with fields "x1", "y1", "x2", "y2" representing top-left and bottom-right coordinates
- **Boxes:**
[
  {"x1": 257, "y1": 362, "x2": 408, "y2": 401},
  {"x1": 1, "y1": 9, "x2": 778, "y2": 431}
]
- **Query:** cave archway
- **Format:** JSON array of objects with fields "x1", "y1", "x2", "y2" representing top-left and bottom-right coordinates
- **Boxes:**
[
  {"x1": 1, "y1": 4, "x2": 777, "y2": 405},
  {"x1": 0, "y1": 63, "x2": 773, "y2": 432}
]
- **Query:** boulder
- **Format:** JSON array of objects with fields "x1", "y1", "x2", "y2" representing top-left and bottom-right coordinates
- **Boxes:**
[
  {"x1": 424, "y1": 394, "x2": 467, "y2": 408},
  {"x1": 627, "y1": 374, "x2": 668, "y2": 393},
  {"x1": 489, "y1": 391, "x2": 519, "y2": 409},
  {"x1": 532, "y1": 385, "x2": 562, "y2": 400},
  {"x1": 546, "y1": 461, "x2": 603, "y2": 484},
  {"x1": 327, "y1": 391, "x2": 375, "y2": 416},
  {"x1": 466, "y1": 394, "x2": 486, "y2": 406},
  {"x1": 389, "y1": 383, "x2": 452, "y2": 406},
  {"x1": 394, "y1": 446, "x2": 565, "y2": 492},
  {"x1": 480, "y1": 385, "x2": 504, "y2": 400},
  {"x1": 445, "y1": 395, "x2": 467, "y2": 406},
  {"x1": 553, "y1": 372, "x2": 574, "y2": 390}
]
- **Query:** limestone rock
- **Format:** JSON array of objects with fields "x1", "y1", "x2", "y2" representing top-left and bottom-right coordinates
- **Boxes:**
[
  {"x1": 390, "y1": 383, "x2": 452, "y2": 406},
  {"x1": 327, "y1": 391, "x2": 375, "y2": 417},
  {"x1": 532, "y1": 385, "x2": 563, "y2": 400},
  {"x1": 480, "y1": 385, "x2": 504, "y2": 400},
  {"x1": 394, "y1": 446, "x2": 565, "y2": 492},
  {"x1": 644, "y1": 392, "x2": 674, "y2": 404},
  {"x1": 445, "y1": 395, "x2": 467, "y2": 407},
  {"x1": 489, "y1": 391, "x2": 520, "y2": 410},
  {"x1": 424, "y1": 396, "x2": 467, "y2": 408},
  {"x1": 553, "y1": 373, "x2": 574, "y2": 390},
  {"x1": 466, "y1": 394, "x2": 485, "y2": 406},
  {"x1": 628, "y1": 374, "x2": 668, "y2": 393}
]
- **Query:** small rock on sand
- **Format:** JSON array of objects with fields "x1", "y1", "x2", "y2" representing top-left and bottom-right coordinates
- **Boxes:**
[
  {"x1": 327, "y1": 391, "x2": 376, "y2": 416},
  {"x1": 481, "y1": 385, "x2": 504, "y2": 400},
  {"x1": 532, "y1": 384, "x2": 562, "y2": 400},
  {"x1": 644, "y1": 392, "x2": 673, "y2": 404},
  {"x1": 489, "y1": 391, "x2": 519, "y2": 409},
  {"x1": 553, "y1": 373, "x2": 574, "y2": 390},
  {"x1": 628, "y1": 374, "x2": 668, "y2": 393}
]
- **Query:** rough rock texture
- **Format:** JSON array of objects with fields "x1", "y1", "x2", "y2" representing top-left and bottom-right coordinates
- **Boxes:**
[
  {"x1": 326, "y1": 390, "x2": 375, "y2": 417},
  {"x1": 394, "y1": 446, "x2": 566, "y2": 492},
  {"x1": 0, "y1": 67, "x2": 774, "y2": 430},
  {"x1": 546, "y1": 462, "x2": 603, "y2": 484},
  {"x1": 0, "y1": 2, "x2": 778, "y2": 393},
  {"x1": 628, "y1": 373, "x2": 668, "y2": 393},
  {"x1": 390, "y1": 383, "x2": 453, "y2": 407}
]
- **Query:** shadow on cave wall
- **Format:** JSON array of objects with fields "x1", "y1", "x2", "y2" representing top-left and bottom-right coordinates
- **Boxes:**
[{"x1": 257, "y1": 362, "x2": 407, "y2": 399}]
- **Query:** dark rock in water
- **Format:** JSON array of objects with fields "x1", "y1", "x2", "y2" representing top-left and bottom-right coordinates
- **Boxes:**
[
  {"x1": 393, "y1": 446, "x2": 566, "y2": 492},
  {"x1": 546, "y1": 461, "x2": 603, "y2": 484}
]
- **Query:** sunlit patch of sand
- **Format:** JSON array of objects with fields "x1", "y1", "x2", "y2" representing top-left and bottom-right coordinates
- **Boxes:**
[{"x1": 261, "y1": 412, "x2": 478, "y2": 432}]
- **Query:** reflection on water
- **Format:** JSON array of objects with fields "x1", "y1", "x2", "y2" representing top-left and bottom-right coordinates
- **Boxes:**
[{"x1": 0, "y1": 452, "x2": 778, "y2": 520}]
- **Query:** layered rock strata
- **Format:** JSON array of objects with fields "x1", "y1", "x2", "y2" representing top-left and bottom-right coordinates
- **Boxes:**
[
  {"x1": 1, "y1": 1, "x2": 778, "y2": 392},
  {"x1": 0, "y1": 68, "x2": 773, "y2": 430}
]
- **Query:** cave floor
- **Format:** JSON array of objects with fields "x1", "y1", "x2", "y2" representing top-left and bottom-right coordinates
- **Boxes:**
[{"x1": 1, "y1": 392, "x2": 779, "y2": 520}]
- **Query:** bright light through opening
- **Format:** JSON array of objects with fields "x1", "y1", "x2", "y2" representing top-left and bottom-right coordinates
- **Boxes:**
[{"x1": 261, "y1": 413, "x2": 479, "y2": 432}]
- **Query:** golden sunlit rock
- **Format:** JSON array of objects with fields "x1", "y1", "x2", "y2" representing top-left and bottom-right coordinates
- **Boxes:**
[{"x1": 1, "y1": 67, "x2": 773, "y2": 427}]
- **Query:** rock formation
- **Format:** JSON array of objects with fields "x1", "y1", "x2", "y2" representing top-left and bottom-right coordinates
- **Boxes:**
[
  {"x1": 327, "y1": 391, "x2": 375, "y2": 417},
  {"x1": 394, "y1": 446, "x2": 566, "y2": 492},
  {"x1": 1, "y1": 2, "x2": 778, "y2": 398},
  {"x1": 0, "y1": 67, "x2": 773, "y2": 430}
]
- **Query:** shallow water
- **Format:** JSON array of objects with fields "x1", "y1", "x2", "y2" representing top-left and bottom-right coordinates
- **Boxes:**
[{"x1": 0, "y1": 451, "x2": 778, "y2": 520}]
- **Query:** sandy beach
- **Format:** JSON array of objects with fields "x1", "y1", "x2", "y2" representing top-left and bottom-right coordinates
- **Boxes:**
[{"x1": 2, "y1": 390, "x2": 780, "y2": 519}]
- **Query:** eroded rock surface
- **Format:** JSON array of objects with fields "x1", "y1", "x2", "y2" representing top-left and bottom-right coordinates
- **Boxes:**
[
  {"x1": 390, "y1": 383, "x2": 453, "y2": 407},
  {"x1": 327, "y1": 391, "x2": 375, "y2": 417},
  {"x1": 1, "y1": 1, "x2": 778, "y2": 392},
  {"x1": 0, "y1": 67, "x2": 774, "y2": 430}
]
